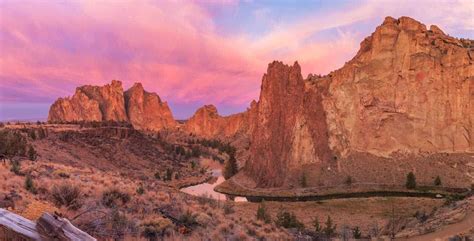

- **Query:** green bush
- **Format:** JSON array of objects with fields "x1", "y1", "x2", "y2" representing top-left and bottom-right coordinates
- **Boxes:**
[
  {"x1": 10, "y1": 160, "x2": 21, "y2": 175},
  {"x1": 312, "y1": 217, "x2": 322, "y2": 232},
  {"x1": 434, "y1": 176, "x2": 441, "y2": 186},
  {"x1": 301, "y1": 172, "x2": 307, "y2": 188},
  {"x1": 406, "y1": 172, "x2": 417, "y2": 189},
  {"x1": 154, "y1": 172, "x2": 161, "y2": 180},
  {"x1": 136, "y1": 186, "x2": 145, "y2": 195},
  {"x1": 28, "y1": 145, "x2": 37, "y2": 161},
  {"x1": 102, "y1": 189, "x2": 131, "y2": 208},
  {"x1": 51, "y1": 184, "x2": 83, "y2": 210},
  {"x1": 178, "y1": 210, "x2": 198, "y2": 227},
  {"x1": 345, "y1": 176, "x2": 353, "y2": 186},
  {"x1": 256, "y1": 201, "x2": 271, "y2": 223},
  {"x1": 275, "y1": 210, "x2": 304, "y2": 230},
  {"x1": 25, "y1": 175, "x2": 37, "y2": 194},
  {"x1": 223, "y1": 154, "x2": 238, "y2": 180},
  {"x1": 353, "y1": 226, "x2": 362, "y2": 239},
  {"x1": 323, "y1": 216, "x2": 337, "y2": 237}
]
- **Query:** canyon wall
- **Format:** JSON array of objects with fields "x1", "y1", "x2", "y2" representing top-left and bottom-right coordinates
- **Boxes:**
[
  {"x1": 324, "y1": 16, "x2": 473, "y2": 157},
  {"x1": 48, "y1": 80, "x2": 176, "y2": 131},
  {"x1": 244, "y1": 16, "x2": 473, "y2": 187},
  {"x1": 48, "y1": 16, "x2": 473, "y2": 187}
]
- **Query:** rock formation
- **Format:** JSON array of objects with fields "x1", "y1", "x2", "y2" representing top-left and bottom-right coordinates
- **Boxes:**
[
  {"x1": 124, "y1": 83, "x2": 176, "y2": 131},
  {"x1": 243, "y1": 16, "x2": 473, "y2": 187},
  {"x1": 183, "y1": 104, "x2": 254, "y2": 137},
  {"x1": 48, "y1": 81, "x2": 176, "y2": 131},
  {"x1": 76, "y1": 80, "x2": 128, "y2": 122},
  {"x1": 324, "y1": 16, "x2": 473, "y2": 157},
  {"x1": 48, "y1": 89, "x2": 102, "y2": 122}
]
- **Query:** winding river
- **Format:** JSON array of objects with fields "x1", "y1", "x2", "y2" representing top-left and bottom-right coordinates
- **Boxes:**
[{"x1": 180, "y1": 168, "x2": 247, "y2": 202}]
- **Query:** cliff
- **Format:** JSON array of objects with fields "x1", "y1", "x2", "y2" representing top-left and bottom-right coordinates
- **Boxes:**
[
  {"x1": 182, "y1": 104, "x2": 255, "y2": 138},
  {"x1": 48, "y1": 81, "x2": 176, "y2": 131},
  {"x1": 243, "y1": 16, "x2": 473, "y2": 187},
  {"x1": 124, "y1": 83, "x2": 176, "y2": 131}
]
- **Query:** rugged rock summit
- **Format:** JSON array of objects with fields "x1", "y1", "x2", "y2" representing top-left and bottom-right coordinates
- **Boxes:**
[
  {"x1": 48, "y1": 81, "x2": 176, "y2": 131},
  {"x1": 244, "y1": 61, "x2": 333, "y2": 186},
  {"x1": 124, "y1": 83, "x2": 176, "y2": 131},
  {"x1": 183, "y1": 104, "x2": 253, "y2": 137}
]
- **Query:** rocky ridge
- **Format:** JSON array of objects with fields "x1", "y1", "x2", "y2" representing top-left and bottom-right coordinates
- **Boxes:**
[{"x1": 48, "y1": 80, "x2": 176, "y2": 131}]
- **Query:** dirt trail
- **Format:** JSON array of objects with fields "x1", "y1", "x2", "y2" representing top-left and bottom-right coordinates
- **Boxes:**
[{"x1": 403, "y1": 198, "x2": 474, "y2": 241}]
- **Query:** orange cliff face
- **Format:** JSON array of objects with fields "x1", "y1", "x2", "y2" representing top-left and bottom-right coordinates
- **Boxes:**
[
  {"x1": 48, "y1": 80, "x2": 176, "y2": 131},
  {"x1": 48, "y1": 16, "x2": 473, "y2": 188},
  {"x1": 324, "y1": 16, "x2": 473, "y2": 157},
  {"x1": 243, "y1": 16, "x2": 473, "y2": 187},
  {"x1": 124, "y1": 83, "x2": 176, "y2": 131}
]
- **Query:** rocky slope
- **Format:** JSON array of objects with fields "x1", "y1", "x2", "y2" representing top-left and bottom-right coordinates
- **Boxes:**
[
  {"x1": 48, "y1": 81, "x2": 176, "y2": 131},
  {"x1": 243, "y1": 16, "x2": 473, "y2": 187}
]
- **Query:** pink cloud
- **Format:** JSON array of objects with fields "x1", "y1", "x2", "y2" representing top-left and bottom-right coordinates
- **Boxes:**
[{"x1": 0, "y1": 0, "x2": 472, "y2": 119}]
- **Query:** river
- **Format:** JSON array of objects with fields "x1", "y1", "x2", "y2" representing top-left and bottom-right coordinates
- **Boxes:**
[{"x1": 180, "y1": 168, "x2": 247, "y2": 202}]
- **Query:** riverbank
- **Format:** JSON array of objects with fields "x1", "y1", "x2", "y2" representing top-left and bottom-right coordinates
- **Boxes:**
[{"x1": 215, "y1": 176, "x2": 471, "y2": 202}]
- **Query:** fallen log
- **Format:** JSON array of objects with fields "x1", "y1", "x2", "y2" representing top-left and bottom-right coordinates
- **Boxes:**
[
  {"x1": 0, "y1": 208, "x2": 96, "y2": 241},
  {"x1": 36, "y1": 212, "x2": 96, "y2": 241},
  {"x1": 0, "y1": 208, "x2": 43, "y2": 241}
]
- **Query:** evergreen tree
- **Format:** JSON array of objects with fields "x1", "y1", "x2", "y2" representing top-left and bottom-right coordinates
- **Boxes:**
[
  {"x1": 406, "y1": 172, "x2": 417, "y2": 189},
  {"x1": 434, "y1": 176, "x2": 442, "y2": 186},
  {"x1": 323, "y1": 216, "x2": 337, "y2": 237},
  {"x1": 25, "y1": 175, "x2": 36, "y2": 194},
  {"x1": 312, "y1": 217, "x2": 322, "y2": 233},
  {"x1": 353, "y1": 226, "x2": 362, "y2": 239},
  {"x1": 223, "y1": 154, "x2": 238, "y2": 179},
  {"x1": 28, "y1": 145, "x2": 37, "y2": 161}
]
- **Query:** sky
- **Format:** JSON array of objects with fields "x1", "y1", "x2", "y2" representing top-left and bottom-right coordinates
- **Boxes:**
[{"x1": 0, "y1": 0, "x2": 473, "y2": 120}]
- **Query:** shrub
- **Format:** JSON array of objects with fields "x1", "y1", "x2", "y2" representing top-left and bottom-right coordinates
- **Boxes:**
[
  {"x1": 275, "y1": 210, "x2": 304, "y2": 230},
  {"x1": 406, "y1": 172, "x2": 417, "y2": 189},
  {"x1": 51, "y1": 184, "x2": 83, "y2": 210},
  {"x1": 223, "y1": 202, "x2": 234, "y2": 215},
  {"x1": 102, "y1": 189, "x2": 131, "y2": 208},
  {"x1": 323, "y1": 216, "x2": 337, "y2": 237},
  {"x1": 140, "y1": 219, "x2": 173, "y2": 241},
  {"x1": 353, "y1": 226, "x2": 362, "y2": 239},
  {"x1": 164, "y1": 168, "x2": 173, "y2": 181},
  {"x1": 312, "y1": 217, "x2": 322, "y2": 232},
  {"x1": 434, "y1": 176, "x2": 442, "y2": 186},
  {"x1": 300, "y1": 172, "x2": 307, "y2": 188},
  {"x1": 256, "y1": 201, "x2": 271, "y2": 223},
  {"x1": 25, "y1": 175, "x2": 37, "y2": 194},
  {"x1": 136, "y1": 186, "x2": 145, "y2": 195},
  {"x1": 154, "y1": 172, "x2": 161, "y2": 180},
  {"x1": 28, "y1": 145, "x2": 37, "y2": 161},
  {"x1": 223, "y1": 154, "x2": 238, "y2": 180},
  {"x1": 10, "y1": 160, "x2": 21, "y2": 175},
  {"x1": 178, "y1": 210, "x2": 198, "y2": 227},
  {"x1": 345, "y1": 176, "x2": 353, "y2": 186}
]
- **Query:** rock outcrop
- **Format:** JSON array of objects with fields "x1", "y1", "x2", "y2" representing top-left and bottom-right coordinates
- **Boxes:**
[
  {"x1": 243, "y1": 16, "x2": 473, "y2": 187},
  {"x1": 77, "y1": 80, "x2": 128, "y2": 122},
  {"x1": 244, "y1": 62, "x2": 333, "y2": 186},
  {"x1": 124, "y1": 83, "x2": 176, "y2": 131},
  {"x1": 48, "y1": 81, "x2": 176, "y2": 131},
  {"x1": 183, "y1": 104, "x2": 254, "y2": 137},
  {"x1": 48, "y1": 89, "x2": 102, "y2": 122},
  {"x1": 324, "y1": 16, "x2": 473, "y2": 157}
]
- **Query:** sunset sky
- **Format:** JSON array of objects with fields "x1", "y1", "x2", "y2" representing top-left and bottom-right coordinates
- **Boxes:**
[{"x1": 1, "y1": 0, "x2": 473, "y2": 120}]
